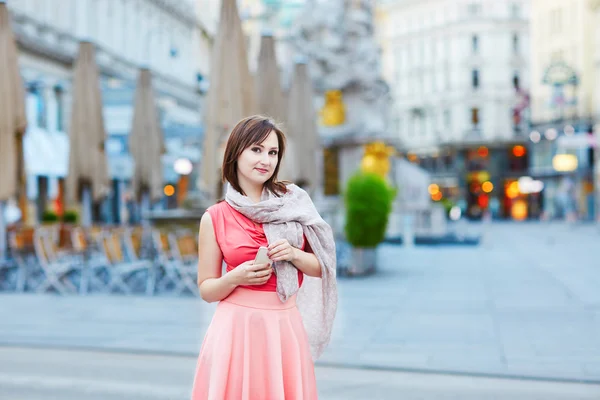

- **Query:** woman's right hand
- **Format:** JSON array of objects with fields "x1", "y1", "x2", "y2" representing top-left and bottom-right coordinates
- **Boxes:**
[{"x1": 224, "y1": 260, "x2": 273, "y2": 286}]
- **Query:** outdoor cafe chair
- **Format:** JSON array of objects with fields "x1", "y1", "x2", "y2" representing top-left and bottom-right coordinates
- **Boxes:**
[
  {"x1": 71, "y1": 226, "x2": 112, "y2": 294},
  {"x1": 31, "y1": 229, "x2": 80, "y2": 294},
  {"x1": 167, "y1": 231, "x2": 198, "y2": 296},
  {"x1": 7, "y1": 228, "x2": 35, "y2": 292},
  {"x1": 97, "y1": 231, "x2": 154, "y2": 295},
  {"x1": 122, "y1": 226, "x2": 156, "y2": 295}
]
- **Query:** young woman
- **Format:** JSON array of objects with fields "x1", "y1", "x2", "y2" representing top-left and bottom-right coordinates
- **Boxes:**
[{"x1": 191, "y1": 116, "x2": 337, "y2": 400}]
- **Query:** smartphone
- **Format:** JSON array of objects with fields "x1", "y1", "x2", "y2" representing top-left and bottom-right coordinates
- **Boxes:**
[{"x1": 253, "y1": 246, "x2": 272, "y2": 266}]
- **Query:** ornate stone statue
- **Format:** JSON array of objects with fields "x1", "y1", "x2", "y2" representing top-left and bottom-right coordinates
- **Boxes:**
[{"x1": 291, "y1": 0, "x2": 391, "y2": 138}]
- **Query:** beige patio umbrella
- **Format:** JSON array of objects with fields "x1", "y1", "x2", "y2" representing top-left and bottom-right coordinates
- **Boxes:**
[
  {"x1": 0, "y1": 2, "x2": 27, "y2": 259},
  {"x1": 287, "y1": 60, "x2": 319, "y2": 193},
  {"x1": 129, "y1": 67, "x2": 164, "y2": 213},
  {"x1": 66, "y1": 41, "x2": 110, "y2": 226},
  {"x1": 255, "y1": 33, "x2": 298, "y2": 182},
  {"x1": 201, "y1": 0, "x2": 257, "y2": 202}
]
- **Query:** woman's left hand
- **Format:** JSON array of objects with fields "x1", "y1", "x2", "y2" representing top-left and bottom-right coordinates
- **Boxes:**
[{"x1": 268, "y1": 239, "x2": 298, "y2": 263}]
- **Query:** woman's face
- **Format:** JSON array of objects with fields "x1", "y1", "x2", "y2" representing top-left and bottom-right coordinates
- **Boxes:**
[{"x1": 236, "y1": 130, "x2": 279, "y2": 187}]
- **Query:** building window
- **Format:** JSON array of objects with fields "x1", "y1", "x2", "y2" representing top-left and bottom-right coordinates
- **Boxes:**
[
  {"x1": 468, "y1": 2, "x2": 481, "y2": 16},
  {"x1": 444, "y1": 109, "x2": 451, "y2": 129},
  {"x1": 550, "y1": 9, "x2": 563, "y2": 35},
  {"x1": 513, "y1": 72, "x2": 520, "y2": 90},
  {"x1": 472, "y1": 35, "x2": 479, "y2": 54},
  {"x1": 511, "y1": 3, "x2": 521, "y2": 18},
  {"x1": 512, "y1": 33, "x2": 519, "y2": 54},
  {"x1": 54, "y1": 85, "x2": 64, "y2": 132},
  {"x1": 471, "y1": 107, "x2": 480, "y2": 126},
  {"x1": 472, "y1": 69, "x2": 479, "y2": 89},
  {"x1": 28, "y1": 84, "x2": 47, "y2": 129}
]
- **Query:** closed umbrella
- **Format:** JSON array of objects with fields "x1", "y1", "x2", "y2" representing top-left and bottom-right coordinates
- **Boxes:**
[
  {"x1": 255, "y1": 32, "x2": 298, "y2": 182},
  {"x1": 201, "y1": 0, "x2": 257, "y2": 202},
  {"x1": 66, "y1": 41, "x2": 110, "y2": 226},
  {"x1": 129, "y1": 67, "x2": 164, "y2": 217},
  {"x1": 287, "y1": 60, "x2": 319, "y2": 193},
  {"x1": 0, "y1": 1, "x2": 27, "y2": 260}
]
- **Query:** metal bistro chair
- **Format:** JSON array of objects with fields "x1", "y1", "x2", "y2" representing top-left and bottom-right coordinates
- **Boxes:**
[
  {"x1": 122, "y1": 226, "x2": 156, "y2": 295},
  {"x1": 168, "y1": 231, "x2": 198, "y2": 296},
  {"x1": 152, "y1": 229, "x2": 182, "y2": 294},
  {"x1": 8, "y1": 228, "x2": 36, "y2": 292},
  {"x1": 31, "y1": 229, "x2": 80, "y2": 294},
  {"x1": 98, "y1": 230, "x2": 153, "y2": 295},
  {"x1": 71, "y1": 226, "x2": 112, "y2": 294}
]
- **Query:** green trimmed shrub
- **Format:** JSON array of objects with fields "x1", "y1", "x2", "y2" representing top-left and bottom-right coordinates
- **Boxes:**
[
  {"x1": 62, "y1": 210, "x2": 79, "y2": 224},
  {"x1": 344, "y1": 172, "x2": 396, "y2": 248},
  {"x1": 41, "y1": 210, "x2": 59, "y2": 223}
]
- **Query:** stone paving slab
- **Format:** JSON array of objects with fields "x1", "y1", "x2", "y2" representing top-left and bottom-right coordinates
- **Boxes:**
[
  {"x1": 1, "y1": 223, "x2": 599, "y2": 382},
  {"x1": 3, "y1": 347, "x2": 600, "y2": 400}
]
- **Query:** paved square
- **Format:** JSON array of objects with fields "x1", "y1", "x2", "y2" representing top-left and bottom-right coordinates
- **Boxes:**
[{"x1": 1, "y1": 223, "x2": 599, "y2": 382}]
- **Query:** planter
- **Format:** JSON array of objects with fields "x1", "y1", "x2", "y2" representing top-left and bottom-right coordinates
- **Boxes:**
[{"x1": 346, "y1": 247, "x2": 377, "y2": 276}]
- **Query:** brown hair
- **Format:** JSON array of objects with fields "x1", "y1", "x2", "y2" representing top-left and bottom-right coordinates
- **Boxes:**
[{"x1": 222, "y1": 115, "x2": 288, "y2": 197}]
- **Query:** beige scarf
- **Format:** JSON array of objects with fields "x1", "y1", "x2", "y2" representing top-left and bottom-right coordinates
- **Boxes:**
[{"x1": 225, "y1": 183, "x2": 337, "y2": 360}]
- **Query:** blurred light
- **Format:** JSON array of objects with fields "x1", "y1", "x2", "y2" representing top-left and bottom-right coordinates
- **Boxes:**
[
  {"x1": 506, "y1": 181, "x2": 520, "y2": 199},
  {"x1": 431, "y1": 191, "x2": 443, "y2": 201},
  {"x1": 518, "y1": 176, "x2": 544, "y2": 194},
  {"x1": 478, "y1": 194, "x2": 489, "y2": 209},
  {"x1": 163, "y1": 185, "x2": 175, "y2": 197},
  {"x1": 552, "y1": 154, "x2": 578, "y2": 172},
  {"x1": 468, "y1": 171, "x2": 490, "y2": 184},
  {"x1": 545, "y1": 128, "x2": 558, "y2": 141},
  {"x1": 174, "y1": 158, "x2": 193, "y2": 175},
  {"x1": 512, "y1": 145, "x2": 526, "y2": 157},
  {"x1": 477, "y1": 146, "x2": 489, "y2": 158},
  {"x1": 564, "y1": 125, "x2": 575, "y2": 136},
  {"x1": 530, "y1": 130, "x2": 541, "y2": 143},
  {"x1": 449, "y1": 206, "x2": 461, "y2": 221},
  {"x1": 428, "y1": 183, "x2": 440, "y2": 195},
  {"x1": 481, "y1": 181, "x2": 494, "y2": 193},
  {"x1": 407, "y1": 153, "x2": 418, "y2": 162},
  {"x1": 511, "y1": 200, "x2": 528, "y2": 221}
]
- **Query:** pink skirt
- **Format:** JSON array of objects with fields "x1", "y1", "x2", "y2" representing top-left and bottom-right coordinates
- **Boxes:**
[{"x1": 191, "y1": 287, "x2": 318, "y2": 400}]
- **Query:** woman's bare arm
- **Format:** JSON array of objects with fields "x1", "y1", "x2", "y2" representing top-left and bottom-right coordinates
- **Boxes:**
[{"x1": 196, "y1": 213, "x2": 237, "y2": 303}]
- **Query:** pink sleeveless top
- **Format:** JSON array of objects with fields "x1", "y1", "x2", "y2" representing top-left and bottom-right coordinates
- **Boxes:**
[{"x1": 207, "y1": 201, "x2": 304, "y2": 292}]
